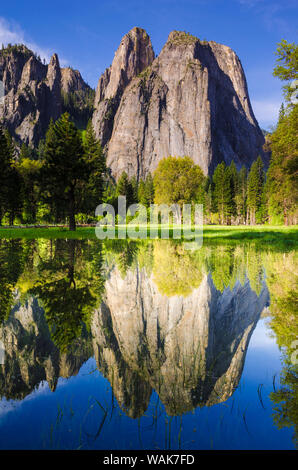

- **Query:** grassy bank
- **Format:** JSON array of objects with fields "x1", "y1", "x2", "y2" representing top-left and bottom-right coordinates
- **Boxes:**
[{"x1": 0, "y1": 224, "x2": 297, "y2": 246}]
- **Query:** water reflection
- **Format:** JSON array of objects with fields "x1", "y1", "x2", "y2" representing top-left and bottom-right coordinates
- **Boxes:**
[{"x1": 0, "y1": 239, "x2": 297, "y2": 447}]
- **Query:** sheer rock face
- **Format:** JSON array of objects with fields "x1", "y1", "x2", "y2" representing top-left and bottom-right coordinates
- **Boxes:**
[
  {"x1": 61, "y1": 67, "x2": 89, "y2": 94},
  {"x1": 105, "y1": 31, "x2": 268, "y2": 179},
  {"x1": 92, "y1": 27, "x2": 155, "y2": 148},
  {"x1": 0, "y1": 48, "x2": 90, "y2": 146},
  {"x1": 91, "y1": 266, "x2": 269, "y2": 416}
]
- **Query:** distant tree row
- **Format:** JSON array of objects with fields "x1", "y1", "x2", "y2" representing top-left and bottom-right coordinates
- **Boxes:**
[
  {"x1": 61, "y1": 88, "x2": 95, "y2": 130},
  {"x1": 113, "y1": 156, "x2": 268, "y2": 225}
]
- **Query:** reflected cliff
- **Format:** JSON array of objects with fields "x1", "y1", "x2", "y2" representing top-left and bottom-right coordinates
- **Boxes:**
[
  {"x1": 0, "y1": 239, "x2": 104, "y2": 398},
  {"x1": 0, "y1": 239, "x2": 296, "y2": 425},
  {"x1": 92, "y1": 264, "x2": 269, "y2": 416}
]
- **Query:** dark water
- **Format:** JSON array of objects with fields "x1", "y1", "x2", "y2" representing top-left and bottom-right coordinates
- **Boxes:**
[{"x1": 0, "y1": 238, "x2": 297, "y2": 450}]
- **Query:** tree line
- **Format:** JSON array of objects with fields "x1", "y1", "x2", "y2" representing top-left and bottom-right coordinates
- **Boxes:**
[
  {"x1": 111, "y1": 155, "x2": 267, "y2": 225},
  {"x1": 0, "y1": 110, "x2": 296, "y2": 229}
]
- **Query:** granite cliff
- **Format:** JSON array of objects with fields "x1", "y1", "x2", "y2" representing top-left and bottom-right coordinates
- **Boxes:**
[
  {"x1": 92, "y1": 27, "x2": 155, "y2": 149},
  {"x1": 93, "y1": 29, "x2": 268, "y2": 178},
  {"x1": 1, "y1": 30, "x2": 267, "y2": 175},
  {"x1": 0, "y1": 45, "x2": 93, "y2": 146}
]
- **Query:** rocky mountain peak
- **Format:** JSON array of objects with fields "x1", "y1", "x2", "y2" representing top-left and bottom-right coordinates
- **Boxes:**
[
  {"x1": 0, "y1": 46, "x2": 93, "y2": 146},
  {"x1": 92, "y1": 27, "x2": 155, "y2": 146},
  {"x1": 104, "y1": 29, "x2": 268, "y2": 179},
  {"x1": 0, "y1": 45, "x2": 36, "y2": 93},
  {"x1": 46, "y1": 53, "x2": 61, "y2": 90},
  {"x1": 166, "y1": 30, "x2": 199, "y2": 46},
  {"x1": 103, "y1": 26, "x2": 154, "y2": 100},
  {"x1": 20, "y1": 55, "x2": 46, "y2": 86},
  {"x1": 61, "y1": 67, "x2": 88, "y2": 94}
]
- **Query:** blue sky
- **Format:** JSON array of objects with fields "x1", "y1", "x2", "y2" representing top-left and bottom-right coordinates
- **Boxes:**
[{"x1": 0, "y1": 0, "x2": 297, "y2": 129}]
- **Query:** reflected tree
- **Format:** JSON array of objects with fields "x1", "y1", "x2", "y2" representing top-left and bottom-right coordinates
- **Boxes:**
[
  {"x1": 0, "y1": 239, "x2": 25, "y2": 324},
  {"x1": 30, "y1": 239, "x2": 105, "y2": 351},
  {"x1": 270, "y1": 362, "x2": 298, "y2": 449},
  {"x1": 265, "y1": 250, "x2": 298, "y2": 448},
  {"x1": 152, "y1": 241, "x2": 205, "y2": 296}
]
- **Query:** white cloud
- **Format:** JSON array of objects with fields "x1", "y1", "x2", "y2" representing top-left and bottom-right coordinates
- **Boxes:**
[
  {"x1": 0, "y1": 17, "x2": 63, "y2": 64},
  {"x1": 251, "y1": 99, "x2": 281, "y2": 129}
]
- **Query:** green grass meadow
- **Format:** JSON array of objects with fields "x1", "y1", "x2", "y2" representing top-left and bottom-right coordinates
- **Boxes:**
[{"x1": 0, "y1": 224, "x2": 297, "y2": 247}]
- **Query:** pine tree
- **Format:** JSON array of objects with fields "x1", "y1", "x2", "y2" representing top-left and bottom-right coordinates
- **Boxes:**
[
  {"x1": 17, "y1": 156, "x2": 42, "y2": 224},
  {"x1": 144, "y1": 173, "x2": 155, "y2": 206},
  {"x1": 0, "y1": 127, "x2": 11, "y2": 224},
  {"x1": 266, "y1": 105, "x2": 298, "y2": 224},
  {"x1": 0, "y1": 127, "x2": 22, "y2": 225},
  {"x1": 247, "y1": 156, "x2": 265, "y2": 224},
  {"x1": 82, "y1": 120, "x2": 106, "y2": 216},
  {"x1": 204, "y1": 177, "x2": 213, "y2": 223},
  {"x1": 212, "y1": 162, "x2": 233, "y2": 224},
  {"x1": 6, "y1": 164, "x2": 23, "y2": 225},
  {"x1": 138, "y1": 179, "x2": 146, "y2": 205},
  {"x1": 278, "y1": 103, "x2": 286, "y2": 122},
  {"x1": 130, "y1": 176, "x2": 138, "y2": 204},
  {"x1": 41, "y1": 113, "x2": 87, "y2": 231},
  {"x1": 235, "y1": 166, "x2": 247, "y2": 224},
  {"x1": 117, "y1": 171, "x2": 134, "y2": 207},
  {"x1": 226, "y1": 161, "x2": 238, "y2": 223}
]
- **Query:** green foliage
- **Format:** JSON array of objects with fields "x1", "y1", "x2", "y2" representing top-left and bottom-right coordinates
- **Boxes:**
[
  {"x1": 235, "y1": 166, "x2": 247, "y2": 224},
  {"x1": 270, "y1": 364, "x2": 298, "y2": 449},
  {"x1": 153, "y1": 156, "x2": 205, "y2": 207},
  {"x1": 0, "y1": 127, "x2": 23, "y2": 225},
  {"x1": 266, "y1": 105, "x2": 298, "y2": 224},
  {"x1": 247, "y1": 156, "x2": 266, "y2": 224},
  {"x1": 264, "y1": 249, "x2": 298, "y2": 448},
  {"x1": 0, "y1": 239, "x2": 25, "y2": 324},
  {"x1": 29, "y1": 239, "x2": 104, "y2": 351},
  {"x1": 0, "y1": 127, "x2": 12, "y2": 224},
  {"x1": 41, "y1": 113, "x2": 88, "y2": 230},
  {"x1": 117, "y1": 171, "x2": 135, "y2": 207},
  {"x1": 61, "y1": 88, "x2": 95, "y2": 129},
  {"x1": 81, "y1": 120, "x2": 105, "y2": 216},
  {"x1": 17, "y1": 155, "x2": 42, "y2": 224},
  {"x1": 152, "y1": 241, "x2": 204, "y2": 296},
  {"x1": 212, "y1": 162, "x2": 234, "y2": 224},
  {"x1": 0, "y1": 43, "x2": 34, "y2": 60},
  {"x1": 168, "y1": 31, "x2": 198, "y2": 45},
  {"x1": 138, "y1": 173, "x2": 155, "y2": 207},
  {"x1": 273, "y1": 40, "x2": 298, "y2": 100}
]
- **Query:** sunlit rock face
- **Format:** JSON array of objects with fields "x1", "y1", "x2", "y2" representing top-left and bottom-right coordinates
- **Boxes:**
[
  {"x1": 104, "y1": 30, "x2": 268, "y2": 179},
  {"x1": 92, "y1": 266, "x2": 269, "y2": 416},
  {"x1": 92, "y1": 27, "x2": 155, "y2": 148},
  {"x1": 0, "y1": 296, "x2": 91, "y2": 399}
]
